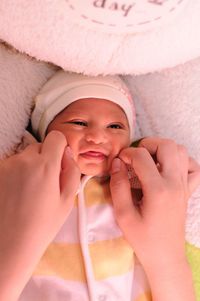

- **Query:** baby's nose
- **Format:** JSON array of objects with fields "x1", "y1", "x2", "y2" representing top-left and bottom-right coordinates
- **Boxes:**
[{"x1": 85, "y1": 128, "x2": 108, "y2": 144}]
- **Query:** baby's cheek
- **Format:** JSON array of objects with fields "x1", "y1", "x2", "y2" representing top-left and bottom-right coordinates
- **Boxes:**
[{"x1": 111, "y1": 145, "x2": 123, "y2": 158}]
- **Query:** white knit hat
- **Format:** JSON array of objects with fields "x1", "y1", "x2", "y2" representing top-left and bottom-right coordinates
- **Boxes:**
[{"x1": 31, "y1": 71, "x2": 135, "y2": 141}]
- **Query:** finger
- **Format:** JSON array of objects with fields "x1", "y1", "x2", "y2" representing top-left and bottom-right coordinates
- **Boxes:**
[
  {"x1": 119, "y1": 148, "x2": 161, "y2": 189},
  {"x1": 110, "y1": 158, "x2": 140, "y2": 223},
  {"x1": 188, "y1": 157, "x2": 200, "y2": 173},
  {"x1": 188, "y1": 157, "x2": 200, "y2": 194},
  {"x1": 177, "y1": 145, "x2": 189, "y2": 186},
  {"x1": 61, "y1": 146, "x2": 74, "y2": 170},
  {"x1": 140, "y1": 137, "x2": 181, "y2": 178},
  {"x1": 60, "y1": 147, "x2": 81, "y2": 203},
  {"x1": 138, "y1": 136, "x2": 165, "y2": 153},
  {"x1": 21, "y1": 142, "x2": 42, "y2": 154},
  {"x1": 41, "y1": 131, "x2": 67, "y2": 164},
  {"x1": 118, "y1": 147, "x2": 135, "y2": 165}
]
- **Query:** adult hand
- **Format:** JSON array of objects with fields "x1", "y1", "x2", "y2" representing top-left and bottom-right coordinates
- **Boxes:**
[
  {"x1": 0, "y1": 131, "x2": 80, "y2": 300},
  {"x1": 110, "y1": 137, "x2": 200, "y2": 267},
  {"x1": 110, "y1": 137, "x2": 200, "y2": 301}
]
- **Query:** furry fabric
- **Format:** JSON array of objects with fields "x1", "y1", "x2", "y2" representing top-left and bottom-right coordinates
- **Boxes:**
[
  {"x1": 0, "y1": 44, "x2": 57, "y2": 158},
  {"x1": 0, "y1": 1, "x2": 200, "y2": 75}
]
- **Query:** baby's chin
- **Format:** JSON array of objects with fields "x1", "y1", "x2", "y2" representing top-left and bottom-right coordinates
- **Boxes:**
[{"x1": 79, "y1": 164, "x2": 110, "y2": 177}]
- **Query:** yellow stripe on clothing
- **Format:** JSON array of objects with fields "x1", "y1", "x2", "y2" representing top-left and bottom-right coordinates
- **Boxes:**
[
  {"x1": 33, "y1": 237, "x2": 133, "y2": 281},
  {"x1": 90, "y1": 237, "x2": 134, "y2": 280},
  {"x1": 186, "y1": 242, "x2": 200, "y2": 300},
  {"x1": 73, "y1": 178, "x2": 112, "y2": 207},
  {"x1": 84, "y1": 177, "x2": 112, "y2": 206},
  {"x1": 134, "y1": 292, "x2": 152, "y2": 301},
  {"x1": 34, "y1": 243, "x2": 87, "y2": 282}
]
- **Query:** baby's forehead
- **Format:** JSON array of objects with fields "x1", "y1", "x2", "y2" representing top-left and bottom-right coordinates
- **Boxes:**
[
  {"x1": 62, "y1": 97, "x2": 125, "y2": 115},
  {"x1": 53, "y1": 97, "x2": 130, "y2": 125}
]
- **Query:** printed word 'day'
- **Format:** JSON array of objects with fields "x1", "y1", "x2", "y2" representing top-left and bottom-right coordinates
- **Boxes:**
[{"x1": 93, "y1": 0, "x2": 134, "y2": 17}]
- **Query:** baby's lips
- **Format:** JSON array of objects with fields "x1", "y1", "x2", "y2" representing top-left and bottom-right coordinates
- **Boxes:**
[
  {"x1": 80, "y1": 148, "x2": 108, "y2": 156},
  {"x1": 80, "y1": 151, "x2": 107, "y2": 162}
]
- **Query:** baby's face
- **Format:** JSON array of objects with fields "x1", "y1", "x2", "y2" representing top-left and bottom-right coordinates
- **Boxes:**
[{"x1": 47, "y1": 98, "x2": 130, "y2": 176}]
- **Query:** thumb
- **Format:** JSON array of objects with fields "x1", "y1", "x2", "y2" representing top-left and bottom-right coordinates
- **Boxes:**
[
  {"x1": 60, "y1": 146, "x2": 81, "y2": 202},
  {"x1": 110, "y1": 158, "x2": 139, "y2": 225}
]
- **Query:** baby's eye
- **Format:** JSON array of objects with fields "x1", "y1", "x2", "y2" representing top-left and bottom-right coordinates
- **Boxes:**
[
  {"x1": 70, "y1": 120, "x2": 87, "y2": 126},
  {"x1": 108, "y1": 123, "x2": 123, "y2": 129}
]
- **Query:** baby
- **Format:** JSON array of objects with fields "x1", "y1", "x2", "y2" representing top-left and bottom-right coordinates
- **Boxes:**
[{"x1": 18, "y1": 71, "x2": 150, "y2": 301}]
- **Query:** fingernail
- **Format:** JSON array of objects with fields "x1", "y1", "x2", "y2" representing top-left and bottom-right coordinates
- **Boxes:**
[
  {"x1": 111, "y1": 158, "x2": 121, "y2": 173},
  {"x1": 65, "y1": 146, "x2": 73, "y2": 158}
]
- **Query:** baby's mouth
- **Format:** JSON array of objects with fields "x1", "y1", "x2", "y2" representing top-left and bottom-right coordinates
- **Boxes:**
[{"x1": 80, "y1": 151, "x2": 106, "y2": 161}]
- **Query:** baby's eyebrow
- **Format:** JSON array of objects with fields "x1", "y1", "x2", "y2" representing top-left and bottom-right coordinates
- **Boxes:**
[{"x1": 63, "y1": 110, "x2": 88, "y2": 117}]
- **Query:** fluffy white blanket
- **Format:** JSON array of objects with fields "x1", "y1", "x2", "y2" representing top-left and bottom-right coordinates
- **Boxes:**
[{"x1": 0, "y1": 0, "x2": 200, "y2": 74}]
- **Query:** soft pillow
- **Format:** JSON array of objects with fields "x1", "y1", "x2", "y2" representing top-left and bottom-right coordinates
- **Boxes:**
[{"x1": 0, "y1": 1, "x2": 200, "y2": 74}]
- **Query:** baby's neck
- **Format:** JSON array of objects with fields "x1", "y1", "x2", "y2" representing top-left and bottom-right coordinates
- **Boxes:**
[{"x1": 81, "y1": 174, "x2": 110, "y2": 184}]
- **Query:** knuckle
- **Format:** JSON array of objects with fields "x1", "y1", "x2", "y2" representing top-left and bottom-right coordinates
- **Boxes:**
[
  {"x1": 161, "y1": 138, "x2": 177, "y2": 148},
  {"x1": 139, "y1": 136, "x2": 166, "y2": 146},
  {"x1": 178, "y1": 145, "x2": 188, "y2": 156},
  {"x1": 134, "y1": 147, "x2": 149, "y2": 160},
  {"x1": 134, "y1": 147, "x2": 147, "y2": 156},
  {"x1": 138, "y1": 136, "x2": 153, "y2": 146},
  {"x1": 119, "y1": 148, "x2": 134, "y2": 162}
]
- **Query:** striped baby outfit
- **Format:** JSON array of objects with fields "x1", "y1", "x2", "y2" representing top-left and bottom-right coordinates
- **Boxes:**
[{"x1": 19, "y1": 175, "x2": 152, "y2": 301}]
